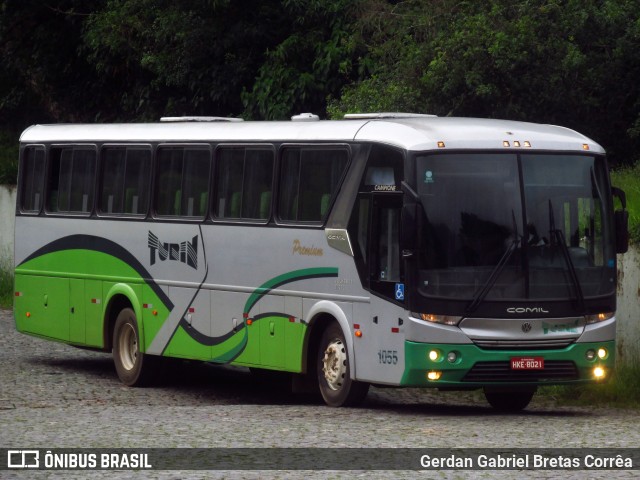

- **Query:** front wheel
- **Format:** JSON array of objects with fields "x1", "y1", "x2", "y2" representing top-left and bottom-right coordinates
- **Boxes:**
[
  {"x1": 112, "y1": 308, "x2": 157, "y2": 386},
  {"x1": 317, "y1": 322, "x2": 369, "y2": 407},
  {"x1": 484, "y1": 387, "x2": 537, "y2": 412}
]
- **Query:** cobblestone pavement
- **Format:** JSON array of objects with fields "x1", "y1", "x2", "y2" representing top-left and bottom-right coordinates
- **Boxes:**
[{"x1": 1, "y1": 309, "x2": 638, "y2": 479}]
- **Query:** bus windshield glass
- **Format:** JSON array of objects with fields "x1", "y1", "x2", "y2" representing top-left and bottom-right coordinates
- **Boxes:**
[{"x1": 415, "y1": 153, "x2": 615, "y2": 302}]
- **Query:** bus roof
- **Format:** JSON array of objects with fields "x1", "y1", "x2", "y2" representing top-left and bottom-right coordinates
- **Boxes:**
[{"x1": 19, "y1": 116, "x2": 604, "y2": 153}]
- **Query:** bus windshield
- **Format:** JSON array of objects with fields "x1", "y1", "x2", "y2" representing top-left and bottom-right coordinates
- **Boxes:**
[{"x1": 415, "y1": 153, "x2": 615, "y2": 303}]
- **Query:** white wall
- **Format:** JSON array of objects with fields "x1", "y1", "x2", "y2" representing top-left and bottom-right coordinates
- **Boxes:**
[
  {"x1": 0, "y1": 182, "x2": 638, "y2": 362},
  {"x1": 0, "y1": 185, "x2": 16, "y2": 269},
  {"x1": 616, "y1": 248, "x2": 640, "y2": 365}
]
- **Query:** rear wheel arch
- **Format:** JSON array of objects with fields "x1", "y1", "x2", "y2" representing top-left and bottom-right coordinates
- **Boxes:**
[{"x1": 103, "y1": 285, "x2": 143, "y2": 351}]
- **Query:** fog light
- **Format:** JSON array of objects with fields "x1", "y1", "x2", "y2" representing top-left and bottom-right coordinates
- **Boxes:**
[
  {"x1": 447, "y1": 351, "x2": 458, "y2": 363},
  {"x1": 428, "y1": 350, "x2": 440, "y2": 361},
  {"x1": 427, "y1": 371, "x2": 442, "y2": 381},
  {"x1": 597, "y1": 348, "x2": 607, "y2": 359},
  {"x1": 585, "y1": 349, "x2": 596, "y2": 361},
  {"x1": 593, "y1": 367, "x2": 605, "y2": 379}
]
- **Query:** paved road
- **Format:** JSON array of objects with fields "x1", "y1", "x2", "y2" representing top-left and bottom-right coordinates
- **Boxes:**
[{"x1": 0, "y1": 309, "x2": 638, "y2": 479}]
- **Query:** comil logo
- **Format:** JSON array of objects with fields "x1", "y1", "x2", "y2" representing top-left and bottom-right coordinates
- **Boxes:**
[
  {"x1": 8, "y1": 450, "x2": 39, "y2": 468},
  {"x1": 506, "y1": 307, "x2": 549, "y2": 314},
  {"x1": 148, "y1": 231, "x2": 198, "y2": 270}
]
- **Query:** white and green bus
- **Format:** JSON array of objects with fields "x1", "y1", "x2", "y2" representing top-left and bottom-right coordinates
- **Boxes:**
[{"x1": 14, "y1": 113, "x2": 629, "y2": 411}]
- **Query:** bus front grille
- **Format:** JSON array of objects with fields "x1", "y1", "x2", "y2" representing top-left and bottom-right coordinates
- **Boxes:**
[
  {"x1": 462, "y1": 361, "x2": 579, "y2": 382},
  {"x1": 472, "y1": 338, "x2": 576, "y2": 350}
]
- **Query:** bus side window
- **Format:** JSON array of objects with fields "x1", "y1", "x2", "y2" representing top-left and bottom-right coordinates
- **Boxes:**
[
  {"x1": 155, "y1": 146, "x2": 210, "y2": 218},
  {"x1": 20, "y1": 146, "x2": 46, "y2": 213},
  {"x1": 278, "y1": 147, "x2": 348, "y2": 223},
  {"x1": 101, "y1": 147, "x2": 151, "y2": 216},
  {"x1": 47, "y1": 146, "x2": 96, "y2": 214},
  {"x1": 215, "y1": 147, "x2": 274, "y2": 221}
]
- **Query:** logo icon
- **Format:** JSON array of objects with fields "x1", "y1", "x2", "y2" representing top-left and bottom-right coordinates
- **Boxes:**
[
  {"x1": 8, "y1": 450, "x2": 39, "y2": 469},
  {"x1": 148, "y1": 231, "x2": 198, "y2": 270},
  {"x1": 521, "y1": 322, "x2": 533, "y2": 333}
]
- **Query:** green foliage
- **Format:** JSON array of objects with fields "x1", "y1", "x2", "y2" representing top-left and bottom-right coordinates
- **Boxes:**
[
  {"x1": 242, "y1": 0, "x2": 364, "y2": 119},
  {"x1": 610, "y1": 164, "x2": 640, "y2": 244},
  {"x1": 0, "y1": 261, "x2": 13, "y2": 309},
  {"x1": 0, "y1": 130, "x2": 18, "y2": 184},
  {"x1": 544, "y1": 364, "x2": 640, "y2": 409},
  {"x1": 333, "y1": 0, "x2": 640, "y2": 166},
  {"x1": 0, "y1": 0, "x2": 639, "y2": 164}
]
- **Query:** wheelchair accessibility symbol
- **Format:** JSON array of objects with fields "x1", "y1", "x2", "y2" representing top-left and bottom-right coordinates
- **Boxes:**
[{"x1": 395, "y1": 283, "x2": 405, "y2": 301}]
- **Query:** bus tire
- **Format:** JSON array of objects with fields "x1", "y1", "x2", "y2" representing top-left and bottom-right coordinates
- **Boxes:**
[
  {"x1": 317, "y1": 322, "x2": 369, "y2": 407},
  {"x1": 483, "y1": 387, "x2": 536, "y2": 412},
  {"x1": 112, "y1": 308, "x2": 156, "y2": 387}
]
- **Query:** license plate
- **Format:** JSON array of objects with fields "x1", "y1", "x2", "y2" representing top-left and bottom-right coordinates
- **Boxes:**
[{"x1": 510, "y1": 357, "x2": 544, "y2": 370}]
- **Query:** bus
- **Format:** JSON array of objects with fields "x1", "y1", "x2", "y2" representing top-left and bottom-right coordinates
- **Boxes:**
[{"x1": 14, "y1": 113, "x2": 629, "y2": 411}]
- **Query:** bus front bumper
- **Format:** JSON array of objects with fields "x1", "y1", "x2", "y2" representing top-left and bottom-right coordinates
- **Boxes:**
[{"x1": 401, "y1": 340, "x2": 615, "y2": 387}]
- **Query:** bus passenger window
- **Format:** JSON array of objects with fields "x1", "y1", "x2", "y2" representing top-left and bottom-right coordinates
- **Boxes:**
[
  {"x1": 20, "y1": 146, "x2": 45, "y2": 213},
  {"x1": 215, "y1": 147, "x2": 274, "y2": 221},
  {"x1": 101, "y1": 146, "x2": 150, "y2": 216},
  {"x1": 155, "y1": 146, "x2": 210, "y2": 218},
  {"x1": 278, "y1": 147, "x2": 348, "y2": 223},
  {"x1": 47, "y1": 146, "x2": 96, "y2": 214}
]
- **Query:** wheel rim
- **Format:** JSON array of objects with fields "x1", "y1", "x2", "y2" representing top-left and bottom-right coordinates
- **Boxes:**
[
  {"x1": 322, "y1": 338, "x2": 347, "y2": 391},
  {"x1": 118, "y1": 323, "x2": 138, "y2": 371}
]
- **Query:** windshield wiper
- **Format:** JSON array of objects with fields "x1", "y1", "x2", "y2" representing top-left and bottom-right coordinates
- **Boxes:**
[
  {"x1": 465, "y1": 211, "x2": 520, "y2": 315},
  {"x1": 547, "y1": 200, "x2": 585, "y2": 312}
]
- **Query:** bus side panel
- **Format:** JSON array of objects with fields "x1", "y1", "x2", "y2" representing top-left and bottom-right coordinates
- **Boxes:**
[
  {"x1": 85, "y1": 279, "x2": 103, "y2": 348},
  {"x1": 15, "y1": 273, "x2": 70, "y2": 342},
  {"x1": 163, "y1": 287, "x2": 211, "y2": 361},
  {"x1": 351, "y1": 299, "x2": 406, "y2": 385}
]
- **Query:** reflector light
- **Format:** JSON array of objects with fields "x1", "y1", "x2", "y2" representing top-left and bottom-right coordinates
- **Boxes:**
[{"x1": 247, "y1": 319, "x2": 253, "y2": 325}]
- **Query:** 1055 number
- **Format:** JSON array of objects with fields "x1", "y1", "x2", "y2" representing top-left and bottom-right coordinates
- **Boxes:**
[{"x1": 378, "y1": 350, "x2": 398, "y2": 365}]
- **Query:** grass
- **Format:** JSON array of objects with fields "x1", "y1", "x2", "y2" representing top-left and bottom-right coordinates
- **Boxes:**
[
  {"x1": 542, "y1": 364, "x2": 640, "y2": 409},
  {"x1": 610, "y1": 164, "x2": 640, "y2": 245},
  {"x1": 0, "y1": 264, "x2": 13, "y2": 309}
]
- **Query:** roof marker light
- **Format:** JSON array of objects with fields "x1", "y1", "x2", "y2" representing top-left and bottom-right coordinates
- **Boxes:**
[
  {"x1": 503, "y1": 141, "x2": 510, "y2": 147},
  {"x1": 583, "y1": 144, "x2": 590, "y2": 150},
  {"x1": 514, "y1": 141, "x2": 521, "y2": 147},
  {"x1": 437, "y1": 141, "x2": 446, "y2": 148},
  {"x1": 524, "y1": 141, "x2": 532, "y2": 148}
]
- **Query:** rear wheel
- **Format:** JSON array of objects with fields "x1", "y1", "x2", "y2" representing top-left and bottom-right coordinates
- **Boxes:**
[
  {"x1": 484, "y1": 387, "x2": 536, "y2": 412},
  {"x1": 112, "y1": 308, "x2": 157, "y2": 386},
  {"x1": 317, "y1": 322, "x2": 369, "y2": 407}
]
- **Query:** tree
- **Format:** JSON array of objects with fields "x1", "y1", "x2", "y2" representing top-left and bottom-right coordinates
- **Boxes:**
[{"x1": 330, "y1": 0, "x2": 640, "y2": 166}]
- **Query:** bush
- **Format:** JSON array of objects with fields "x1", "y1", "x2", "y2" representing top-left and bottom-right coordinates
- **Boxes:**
[{"x1": 610, "y1": 164, "x2": 640, "y2": 245}]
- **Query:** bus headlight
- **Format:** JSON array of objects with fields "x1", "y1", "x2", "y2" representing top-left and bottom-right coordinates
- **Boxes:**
[
  {"x1": 412, "y1": 313, "x2": 462, "y2": 326},
  {"x1": 585, "y1": 312, "x2": 614, "y2": 324},
  {"x1": 597, "y1": 348, "x2": 608, "y2": 359}
]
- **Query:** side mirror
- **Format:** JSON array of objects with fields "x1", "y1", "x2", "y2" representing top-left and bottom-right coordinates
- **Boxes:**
[{"x1": 612, "y1": 187, "x2": 629, "y2": 254}]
